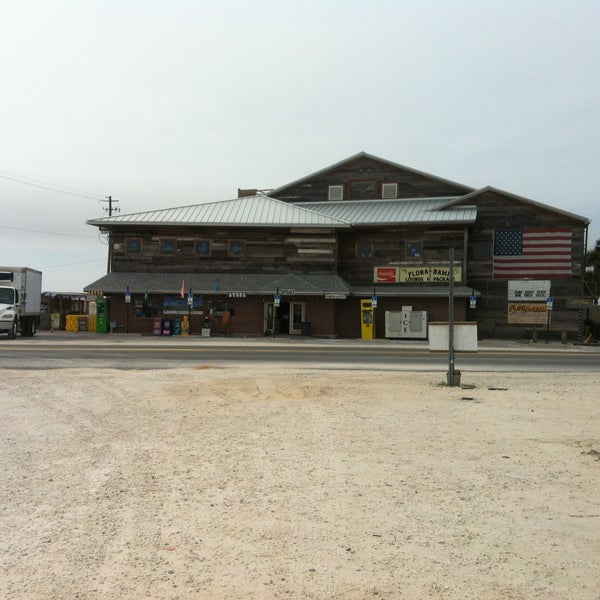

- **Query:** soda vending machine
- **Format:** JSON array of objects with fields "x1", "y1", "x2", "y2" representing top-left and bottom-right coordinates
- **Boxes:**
[{"x1": 96, "y1": 297, "x2": 110, "y2": 333}]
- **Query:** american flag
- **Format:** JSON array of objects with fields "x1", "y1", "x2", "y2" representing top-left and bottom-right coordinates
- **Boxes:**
[{"x1": 493, "y1": 228, "x2": 572, "y2": 278}]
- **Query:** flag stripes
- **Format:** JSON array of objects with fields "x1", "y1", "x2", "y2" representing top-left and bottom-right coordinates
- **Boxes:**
[{"x1": 493, "y1": 228, "x2": 572, "y2": 278}]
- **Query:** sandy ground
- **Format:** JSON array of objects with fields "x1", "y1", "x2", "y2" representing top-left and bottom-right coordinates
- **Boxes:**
[{"x1": 1, "y1": 366, "x2": 599, "y2": 600}]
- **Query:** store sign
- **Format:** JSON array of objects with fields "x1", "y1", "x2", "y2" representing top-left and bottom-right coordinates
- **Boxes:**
[
  {"x1": 325, "y1": 293, "x2": 348, "y2": 299},
  {"x1": 507, "y1": 302, "x2": 548, "y2": 324},
  {"x1": 374, "y1": 266, "x2": 462, "y2": 283},
  {"x1": 508, "y1": 280, "x2": 550, "y2": 302},
  {"x1": 374, "y1": 267, "x2": 399, "y2": 283}
]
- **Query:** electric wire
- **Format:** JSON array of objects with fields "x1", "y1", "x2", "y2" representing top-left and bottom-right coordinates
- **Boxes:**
[{"x1": 0, "y1": 170, "x2": 105, "y2": 201}]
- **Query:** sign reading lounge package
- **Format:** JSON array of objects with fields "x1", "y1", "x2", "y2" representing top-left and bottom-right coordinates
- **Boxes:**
[
  {"x1": 374, "y1": 266, "x2": 462, "y2": 283},
  {"x1": 508, "y1": 302, "x2": 548, "y2": 324}
]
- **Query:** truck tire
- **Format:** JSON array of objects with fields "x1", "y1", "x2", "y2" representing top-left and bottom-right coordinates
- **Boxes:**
[
  {"x1": 25, "y1": 317, "x2": 37, "y2": 337},
  {"x1": 8, "y1": 319, "x2": 17, "y2": 339}
]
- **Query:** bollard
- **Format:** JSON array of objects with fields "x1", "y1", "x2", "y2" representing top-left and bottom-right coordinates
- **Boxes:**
[
  {"x1": 532, "y1": 330, "x2": 538, "y2": 343},
  {"x1": 561, "y1": 330, "x2": 568, "y2": 345}
]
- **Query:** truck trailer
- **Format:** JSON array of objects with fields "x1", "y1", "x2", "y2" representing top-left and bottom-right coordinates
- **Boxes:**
[{"x1": 0, "y1": 267, "x2": 42, "y2": 338}]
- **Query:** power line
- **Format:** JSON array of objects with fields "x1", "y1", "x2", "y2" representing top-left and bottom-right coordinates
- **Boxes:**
[
  {"x1": 0, "y1": 224, "x2": 97, "y2": 238},
  {"x1": 0, "y1": 170, "x2": 105, "y2": 201}
]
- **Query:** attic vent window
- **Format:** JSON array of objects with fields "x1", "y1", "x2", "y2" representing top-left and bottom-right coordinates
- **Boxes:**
[
  {"x1": 382, "y1": 183, "x2": 398, "y2": 199},
  {"x1": 328, "y1": 185, "x2": 344, "y2": 200}
]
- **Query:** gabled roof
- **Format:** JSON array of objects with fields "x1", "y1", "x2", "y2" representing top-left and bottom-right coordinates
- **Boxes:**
[
  {"x1": 87, "y1": 194, "x2": 350, "y2": 228},
  {"x1": 269, "y1": 151, "x2": 475, "y2": 196},
  {"x1": 298, "y1": 197, "x2": 476, "y2": 225},
  {"x1": 436, "y1": 186, "x2": 590, "y2": 224}
]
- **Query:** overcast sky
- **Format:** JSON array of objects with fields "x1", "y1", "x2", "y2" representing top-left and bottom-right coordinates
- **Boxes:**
[{"x1": 1, "y1": 1, "x2": 599, "y2": 291}]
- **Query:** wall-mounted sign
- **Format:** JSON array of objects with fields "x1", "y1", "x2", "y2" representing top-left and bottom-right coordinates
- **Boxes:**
[
  {"x1": 508, "y1": 280, "x2": 550, "y2": 302},
  {"x1": 374, "y1": 266, "x2": 462, "y2": 283},
  {"x1": 507, "y1": 302, "x2": 548, "y2": 324},
  {"x1": 374, "y1": 267, "x2": 399, "y2": 283},
  {"x1": 325, "y1": 293, "x2": 347, "y2": 299}
]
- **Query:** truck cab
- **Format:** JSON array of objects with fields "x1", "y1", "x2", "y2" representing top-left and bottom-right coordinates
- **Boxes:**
[{"x1": 0, "y1": 267, "x2": 42, "y2": 339}]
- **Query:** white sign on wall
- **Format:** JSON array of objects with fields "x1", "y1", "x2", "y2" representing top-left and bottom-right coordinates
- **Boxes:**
[{"x1": 508, "y1": 280, "x2": 551, "y2": 302}]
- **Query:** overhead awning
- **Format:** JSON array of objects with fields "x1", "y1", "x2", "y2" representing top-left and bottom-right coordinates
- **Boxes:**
[
  {"x1": 351, "y1": 285, "x2": 480, "y2": 298},
  {"x1": 42, "y1": 291, "x2": 89, "y2": 301},
  {"x1": 84, "y1": 272, "x2": 351, "y2": 296}
]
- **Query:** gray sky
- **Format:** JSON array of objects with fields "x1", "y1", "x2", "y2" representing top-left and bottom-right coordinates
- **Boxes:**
[{"x1": 1, "y1": 1, "x2": 599, "y2": 292}]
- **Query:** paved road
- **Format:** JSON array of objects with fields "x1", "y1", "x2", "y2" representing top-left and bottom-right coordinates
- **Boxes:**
[{"x1": 2, "y1": 331, "x2": 599, "y2": 372}]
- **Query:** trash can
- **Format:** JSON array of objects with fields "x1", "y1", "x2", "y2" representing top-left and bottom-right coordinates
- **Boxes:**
[{"x1": 301, "y1": 322, "x2": 311, "y2": 336}]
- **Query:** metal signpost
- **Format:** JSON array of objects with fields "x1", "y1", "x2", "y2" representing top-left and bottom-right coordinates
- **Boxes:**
[
  {"x1": 546, "y1": 296, "x2": 553, "y2": 343},
  {"x1": 447, "y1": 248, "x2": 458, "y2": 386}
]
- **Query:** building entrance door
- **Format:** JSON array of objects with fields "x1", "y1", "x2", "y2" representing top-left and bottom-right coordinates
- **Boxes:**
[{"x1": 264, "y1": 301, "x2": 305, "y2": 335}]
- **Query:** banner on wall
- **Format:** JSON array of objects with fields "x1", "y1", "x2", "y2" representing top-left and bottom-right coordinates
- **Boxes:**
[
  {"x1": 374, "y1": 266, "x2": 462, "y2": 283},
  {"x1": 507, "y1": 302, "x2": 548, "y2": 324}
]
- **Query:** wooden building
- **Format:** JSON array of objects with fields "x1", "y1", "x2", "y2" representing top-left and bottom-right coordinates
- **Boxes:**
[{"x1": 85, "y1": 152, "x2": 590, "y2": 340}]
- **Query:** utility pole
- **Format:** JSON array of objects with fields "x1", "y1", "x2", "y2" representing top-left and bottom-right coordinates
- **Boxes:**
[
  {"x1": 102, "y1": 196, "x2": 120, "y2": 274},
  {"x1": 102, "y1": 195, "x2": 120, "y2": 216}
]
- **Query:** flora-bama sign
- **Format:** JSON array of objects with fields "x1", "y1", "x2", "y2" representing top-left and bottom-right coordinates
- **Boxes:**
[
  {"x1": 507, "y1": 302, "x2": 548, "y2": 324},
  {"x1": 374, "y1": 266, "x2": 462, "y2": 283}
]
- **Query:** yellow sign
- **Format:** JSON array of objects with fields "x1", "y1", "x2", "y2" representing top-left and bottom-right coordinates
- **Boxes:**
[
  {"x1": 508, "y1": 302, "x2": 548, "y2": 324},
  {"x1": 397, "y1": 266, "x2": 462, "y2": 283}
]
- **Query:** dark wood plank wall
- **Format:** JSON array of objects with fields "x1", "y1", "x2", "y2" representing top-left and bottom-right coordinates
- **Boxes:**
[
  {"x1": 274, "y1": 156, "x2": 471, "y2": 203},
  {"x1": 109, "y1": 226, "x2": 338, "y2": 274},
  {"x1": 337, "y1": 227, "x2": 466, "y2": 285},
  {"x1": 465, "y1": 191, "x2": 587, "y2": 339}
]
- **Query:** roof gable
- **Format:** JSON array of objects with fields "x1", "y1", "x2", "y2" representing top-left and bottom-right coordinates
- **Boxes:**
[
  {"x1": 438, "y1": 186, "x2": 590, "y2": 225},
  {"x1": 270, "y1": 151, "x2": 474, "y2": 199}
]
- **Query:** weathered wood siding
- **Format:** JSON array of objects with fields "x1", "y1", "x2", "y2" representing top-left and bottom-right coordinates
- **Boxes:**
[
  {"x1": 337, "y1": 226, "x2": 467, "y2": 285},
  {"x1": 465, "y1": 190, "x2": 587, "y2": 339},
  {"x1": 109, "y1": 226, "x2": 338, "y2": 275},
  {"x1": 275, "y1": 155, "x2": 472, "y2": 203}
]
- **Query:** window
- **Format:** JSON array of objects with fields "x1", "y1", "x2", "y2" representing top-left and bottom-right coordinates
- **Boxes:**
[
  {"x1": 195, "y1": 240, "x2": 212, "y2": 256},
  {"x1": 328, "y1": 185, "x2": 344, "y2": 200},
  {"x1": 161, "y1": 239, "x2": 176, "y2": 254},
  {"x1": 229, "y1": 240, "x2": 246, "y2": 256},
  {"x1": 125, "y1": 238, "x2": 142, "y2": 254},
  {"x1": 473, "y1": 242, "x2": 491, "y2": 260},
  {"x1": 349, "y1": 180, "x2": 376, "y2": 199},
  {"x1": 356, "y1": 242, "x2": 373, "y2": 259},
  {"x1": 406, "y1": 241, "x2": 422, "y2": 259},
  {"x1": 382, "y1": 183, "x2": 398, "y2": 198}
]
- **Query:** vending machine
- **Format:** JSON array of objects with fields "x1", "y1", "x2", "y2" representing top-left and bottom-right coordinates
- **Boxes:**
[
  {"x1": 96, "y1": 297, "x2": 110, "y2": 333},
  {"x1": 360, "y1": 298, "x2": 375, "y2": 339}
]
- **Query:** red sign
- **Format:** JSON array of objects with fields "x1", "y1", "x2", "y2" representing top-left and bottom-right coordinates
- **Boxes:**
[{"x1": 374, "y1": 267, "x2": 399, "y2": 283}]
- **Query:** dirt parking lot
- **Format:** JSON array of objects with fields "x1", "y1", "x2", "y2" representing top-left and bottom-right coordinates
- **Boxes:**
[{"x1": 1, "y1": 366, "x2": 599, "y2": 599}]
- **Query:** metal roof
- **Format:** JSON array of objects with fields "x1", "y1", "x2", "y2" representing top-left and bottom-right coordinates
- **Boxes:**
[
  {"x1": 85, "y1": 272, "x2": 352, "y2": 296},
  {"x1": 352, "y1": 285, "x2": 480, "y2": 298},
  {"x1": 298, "y1": 198, "x2": 477, "y2": 225},
  {"x1": 87, "y1": 194, "x2": 350, "y2": 228}
]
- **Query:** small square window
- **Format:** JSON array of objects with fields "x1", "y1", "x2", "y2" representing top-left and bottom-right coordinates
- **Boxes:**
[
  {"x1": 126, "y1": 238, "x2": 142, "y2": 254},
  {"x1": 382, "y1": 183, "x2": 398, "y2": 199},
  {"x1": 473, "y1": 242, "x2": 491, "y2": 260},
  {"x1": 406, "y1": 241, "x2": 422, "y2": 258},
  {"x1": 328, "y1": 185, "x2": 344, "y2": 200},
  {"x1": 161, "y1": 240, "x2": 176, "y2": 254},
  {"x1": 356, "y1": 243, "x2": 373, "y2": 259},
  {"x1": 195, "y1": 240, "x2": 211, "y2": 256},
  {"x1": 229, "y1": 240, "x2": 245, "y2": 256}
]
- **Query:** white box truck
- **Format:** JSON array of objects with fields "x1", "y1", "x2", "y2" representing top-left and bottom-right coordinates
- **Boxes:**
[{"x1": 0, "y1": 267, "x2": 42, "y2": 338}]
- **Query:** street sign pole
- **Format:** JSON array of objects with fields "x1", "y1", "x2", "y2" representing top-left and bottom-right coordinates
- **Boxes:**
[{"x1": 546, "y1": 297, "x2": 553, "y2": 344}]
